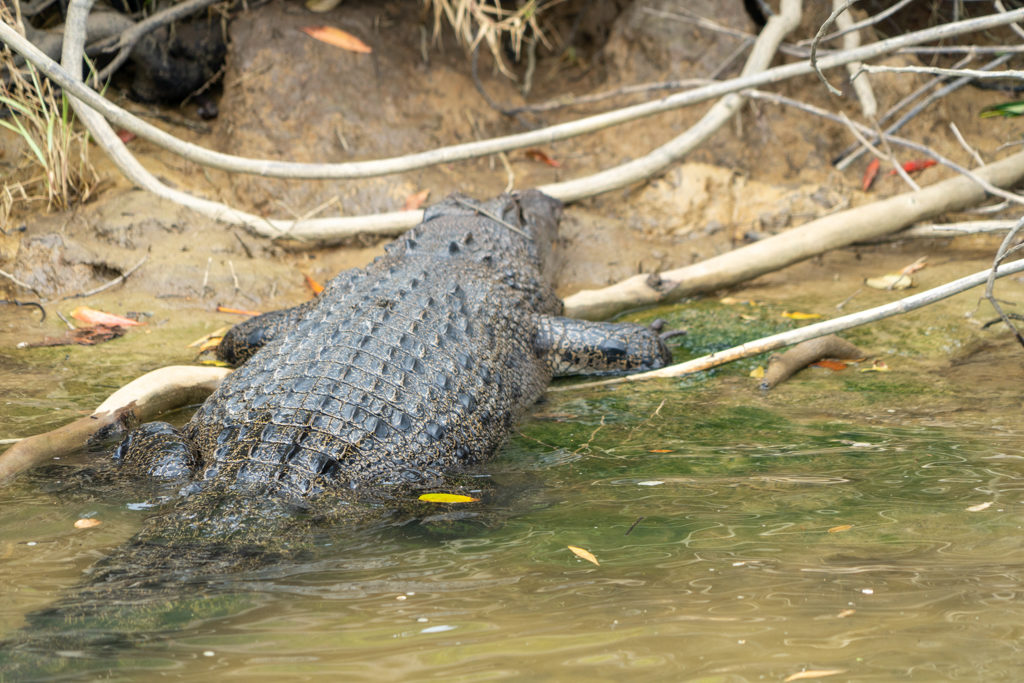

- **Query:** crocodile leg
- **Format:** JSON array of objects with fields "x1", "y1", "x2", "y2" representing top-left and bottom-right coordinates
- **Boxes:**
[
  {"x1": 216, "y1": 301, "x2": 314, "y2": 365},
  {"x1": 534, "y1": 315, "x2": 673, "y2": 376},
  {"x1": 113, "y1": 422, "x2": 198, "y2": 479}
]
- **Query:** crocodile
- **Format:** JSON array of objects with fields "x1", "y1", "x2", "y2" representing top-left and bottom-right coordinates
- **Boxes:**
[{"x1": 3, "y1": 191, "x2": 671, "y2": 672}]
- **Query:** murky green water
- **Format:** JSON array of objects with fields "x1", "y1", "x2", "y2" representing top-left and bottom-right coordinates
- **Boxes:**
[{"x1": 1, "y1": 299, "x2": 1023, "y2": 681}]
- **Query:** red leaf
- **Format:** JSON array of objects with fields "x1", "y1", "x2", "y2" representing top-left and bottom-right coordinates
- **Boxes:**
[
  {"x1": 115, "y1": 129, "x2": 136, "y2": 143},
  {"x1": 889, "y1": 159, "x2": 936, "y2": 175},
  {"x1": 861, "y1": 158, "x2": 880, "y2": 191},
  {"x1": 525, "y1": 148, "x2": 562, "y2": 168}
]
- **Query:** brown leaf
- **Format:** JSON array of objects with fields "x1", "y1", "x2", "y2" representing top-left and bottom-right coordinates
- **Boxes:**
[
  {"x1": 827, "y1": 524, "x2": 853, "y2": 534},
  {"x1": 74, "y1": 518, "x2": 101, "y2": 529},
  {"x1": 70, "y1": 306, "x2": 143, "y2": 327},
  {"x1": 525, "y1": 148, "x2": 562, "y2": 167},
  {"x1": 115, "y1": 129, "x2": 136, "y2": 143},
  {"x1": 567, "y1": 545, "x2": 599, "y2": 566},
  {"x1": 898, "y1": 256, "x2": 928, "y2": 276},
  {"x1": 300, "y1": 26, "x2": 372, "y2": 53},
  {"x1": 26, "y1": 324, "x2": 127, "y2": 347},
  {"x1": 403, "y1": 189, "x2": 431, "y2": 211}
]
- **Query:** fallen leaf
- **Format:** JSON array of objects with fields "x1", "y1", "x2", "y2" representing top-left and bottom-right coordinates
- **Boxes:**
[
  {"x1": 217, "y1": 306, "x2": 262, "y2": 316},
  {"x1": 784, "y1": 670, "x2": 847, "y2": 682},
  {"x1": 403, "y1": 189, "x2": 431, "y2": 211},
  {"x1": 524, "y1": 148, "x2": 562, "y2": 167},
  {"x1": 418, "y1": 493, "x2": 480, "y2": 504},
  {"x1": 648, "y1": 449, "x2": 673, "y2": 453},
  {"x1": 889, "y1": 159, "x2": 936, "y2": 175},
  {"x1": 811, "y1": 360, "x2": 848, "y2": 372},
  {"x1": 827, "y1": 524, "x2": 853, "y2": 534},
  {"x1": 861, "y1": 158, "x2": 880, "y2": 191},
  {"x1": 837, "y1": 609, "x2": 856, "y2": 618},
  {"x1": 966, "y1": 502, "x2": 993, "y2": 512},
  {"x1": 898, "y1": 256, "x2": 928, "y2": 276},
  {"x1": 637, "y1": 480, "x2": 664, "y2": 486},
  {"x1": 981, "y1": 99, "x2": 1024, "y2": 118},
  {"x1": 860, "y1": 360, "x2": 890, "y2": 373},
  {"x1": 865, "y1": 273, "x2": 913, "y2": 290},
  {"x1": 198, "y1": 337, "x2": 224, "y2": 353},
  {"x1": 300, "y1": 26, "x2": 372, "y2": 53},
  {"x1": 782, "y1": 311, "x2": 822, "y2": 320},
  {"x1": 70, "y1": 306, "x2": 143, "y2": 327},
  {"x1": 115, "y1": 129, "x2": 136, "y2": 143},
  {"x1": 187, "y1": 325, "x2": 232, "y2": 348},
  {"x1": 74, "y1": 518, "x2": 101, "y2": 529},
  {"x1": 26, "y1": 324, "x2": 127, "y2": 347},
  {"x1": 304, "y1": 273, "x2": 324, "y2": 295},
  {"x1": 567, "y1": 545, "x2": 599, "y2": 566},
  {"x1": 199, "y1": 359, "x2": 233, "y2": 368},
  {"x1": 749, "y1": 365, "x2": 765, "y2": 379}
]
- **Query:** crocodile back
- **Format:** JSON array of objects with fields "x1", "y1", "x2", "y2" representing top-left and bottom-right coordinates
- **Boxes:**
[{"x1": 185, "y1": 192, "x2": 563, "y2": 500}]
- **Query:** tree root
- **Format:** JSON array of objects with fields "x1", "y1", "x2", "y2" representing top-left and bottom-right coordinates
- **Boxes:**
[{"x1": 760, "y1": 334, "x2": 865, "y2": 391}]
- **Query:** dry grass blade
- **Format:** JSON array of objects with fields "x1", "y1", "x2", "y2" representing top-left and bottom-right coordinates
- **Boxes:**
[
  {"x1": 425, "y1": 0, "x2": 553, "y2": 78},
  {"x1": 0, "y1": 11, "x2": 97, "y2": 222}
]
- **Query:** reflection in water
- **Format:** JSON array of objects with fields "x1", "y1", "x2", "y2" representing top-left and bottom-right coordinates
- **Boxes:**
[{"x1": 2, "y1": 390, "x2": 1024, "y2": 680}]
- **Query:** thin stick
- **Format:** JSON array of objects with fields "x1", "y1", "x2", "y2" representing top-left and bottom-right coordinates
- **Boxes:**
[
  {"x1": 810, "y1": 0, "x2": 855, "y2": 96},
  {"x1": 985, "y1": 218, "x2": 1024, "y2": 345},
  {"x1": 0, "y1": 267, "x2": 41, "y2": 296},
  {"x1": 553, "y1": 258, "x2": 1024, "y2": 391},
  {"x1": 857, "y1": 63, "x2": 1024, "y2": 80},
  {"x1": 64, "y1": 255, "x2": 147, "y2": 299},
  {"x1": 949, "y1": 122, "x2": 985, "y2": 167},
  {"x1": 835, "y1": 0, "x2": 877, "y2": 118}
]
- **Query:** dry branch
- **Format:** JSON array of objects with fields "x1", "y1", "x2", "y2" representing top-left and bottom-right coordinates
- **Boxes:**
[
  {"x1": 563, "y1": 149, "x2": 1024, "y2": 321},
  {"x1": 554, "y1": 258, "x2": 1024, "y2": 392},
  {"x1": 761, "y1": 335, "x2": 865, "y2": 390},
  {"x1": 0, "y1": 365, "x2": 230, "y2": 482}
]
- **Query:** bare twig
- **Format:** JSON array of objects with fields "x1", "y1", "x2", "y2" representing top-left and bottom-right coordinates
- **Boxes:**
[
  {"x1": 554, "y1": 258, "x2": 1024, "y2": 391},
  {"x1": 835, "y1": 0, "x2": 877, "y2": 118},
  {"x1": 746, "y1": 90, "x2": 1024, "y2": 206},
  {"x1": 949, "y1": 122, "x2": 985, "y2": 167},
  {"x1": 985, "y1": 217, "x2": 1024, "y2": 345},
  {"x1": 836, "y1": 53, "x2": 1013, "y2": 171},
  {"x1": 798, "y1": 0, "x2": 915, "y2": 46},
  {"x1": 0, "y1": 268, "x2": 41, "y2": 296},
  {"x1": 857, "y1": 63, "x2": 1024, "y2": 80},
  {"x1": 64, "y1": 255, "x2": 148, "y2": 299},
  {"x1": 811, "y1": 0, "x2": 857, "y2": 96}
]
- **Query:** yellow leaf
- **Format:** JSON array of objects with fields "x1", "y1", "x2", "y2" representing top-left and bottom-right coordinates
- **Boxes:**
[
  {"x1": 749, "y1": 366, "x2": 765, "y2": 379},
  {"x1": 782, "y1": 311, "x2": 822, "y2": 320},
  {"x1": 784, "y1": 670, "x2": 847, "y2": 682},
  {"x1": 860, "y1": 360, "x2": 890, "y2": 373},
  {"x1": 827, "y1": 524, "x2": 852, "y2": 534},
  {"x1": 418, "y1": 493, "x2": 480, "y2": 504},
  {"x1": 74, "y1": 518, "x2": 101, "y2": 529},
  {"x1": 837, "y1": 609, "x2": 856, "y2": 618},
  {"x1": 187, "y1": 325, "x2": 231, "y2": 348},
  {"x1": 567, "y1": 545, "x2": 599, "y2": 566},
  {"x1": 300, "y1": 26, "x2": 372, "y2": 53}
]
